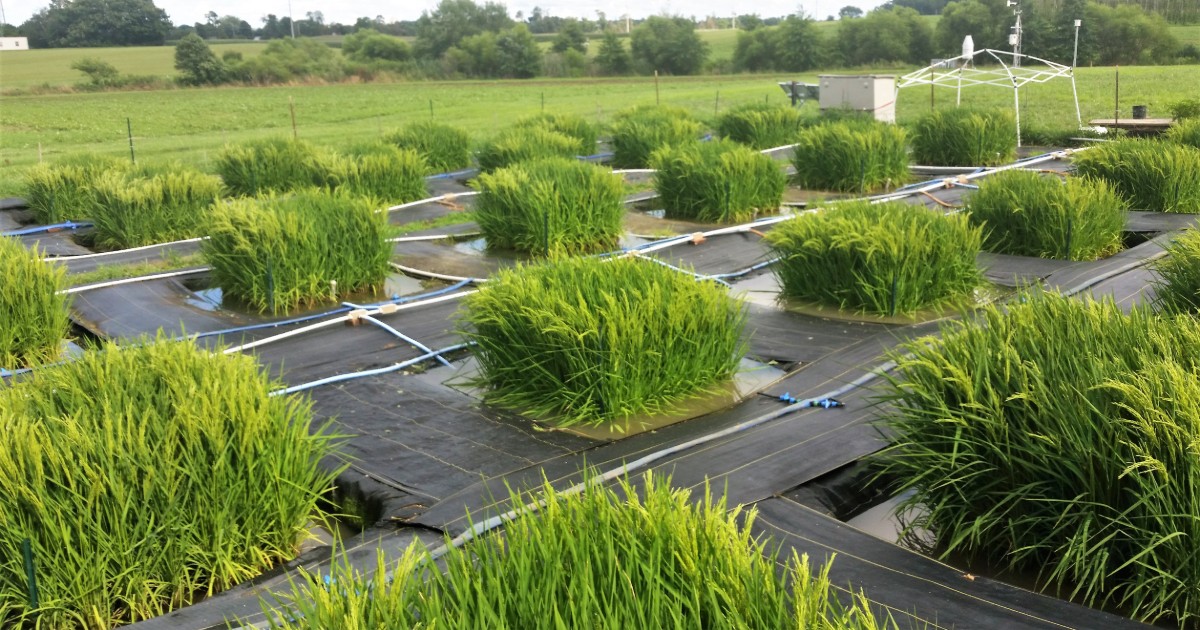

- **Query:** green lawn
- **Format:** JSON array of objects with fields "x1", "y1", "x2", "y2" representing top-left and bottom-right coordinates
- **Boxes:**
[{"x1": 0, "y1": 43, "x2": 266, "y2": 89}]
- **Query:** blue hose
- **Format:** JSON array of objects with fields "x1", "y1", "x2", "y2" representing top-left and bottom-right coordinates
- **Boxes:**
[{"x1": 2, "y1": 221, "x2": 93, "y2": 237}]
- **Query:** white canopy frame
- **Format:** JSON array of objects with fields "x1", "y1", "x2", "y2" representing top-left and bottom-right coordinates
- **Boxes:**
[{"x1": 896, "y1": 48, "x2": 1082, "y2": 148}]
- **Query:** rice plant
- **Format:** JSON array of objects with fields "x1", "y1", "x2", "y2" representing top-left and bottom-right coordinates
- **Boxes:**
[
  {"x1": 790, "y1": 122, "x2": 909, "y2": 193},
  {"x1": 1166, "y1": 118, "x2": 1200, "y2": 149},
  {"x1": 473, "y1": 157, "x2": 625, "y2": 255},
  {"x1": 910, "y1": 108, "x2": 1017, "y2": 167},
  {"x1": 476, "y1": 126, "x2": 582, "y2": 172},
  {"x1": 515, "y1": 112, "x2": 600, "y2": 156},
  {"x1": 1073, "y1": 139, "x2": 1200, "y2": 213},
  {"x1": 875, "y1": 292, "x2": 1200, "y2": 626},
  {"x1": 965, "y1": 170, "x2": 1128, "y2": 261},
  {"x1": 0, "y1": 238, "x2": 70, "y2": 368},
  {"x1": 0, "y1": 337, "x2": 337, "y2": 628},
  {"x1": 652, "y1": 139, "x2": 786, "y2": 224},
  {"x1": 215, "y1": 137, "x2": 330, "y2": 197},
  {"x1": 22, "y1": 154, "x2": 128, "y2": 223},
  {"x1": 716, "y1": 102, "x2": 806, "y2": 150},
  {"x1": 609, "y1": 105, "x2": 704, "y2": 168},
  {"x1": 319, "y1": 144, "x2": 427, "y2": 203},
  {"x1": 766, "y1": 200, "x2": 983, "y2": 316},
  {"x1": 265, "y1": 473, "x2": 890, "y2": 630},
  {"x1": 384, "y1": 120, "x2": 473, "y2": 173},
  {"x1": 1152, "y1": 229, "x2": 1200, "y2": 315},
  {"x1": 460, "y1": 256, "x2": 747, "y2": 427},
  {"x1": 89, "y1": 169, "x2": 223, "y2": 249},
  {"x1": 203, "y1": 190, "x2": 392, "y2": 314}
]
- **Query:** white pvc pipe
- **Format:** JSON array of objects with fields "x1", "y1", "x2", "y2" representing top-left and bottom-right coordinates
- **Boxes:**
[
  {"x1": 61, "y1": 267, "x2": 211, "y2": 294},
  {"x1": 387, "y1": 233, "x2": 479, "y2": 243},
  {"x1": 390, "y1": 262, "x2": 486, "y2": 284},
  {"x1": 387, "y1": 191, "x2": 480, "y2": 213}
]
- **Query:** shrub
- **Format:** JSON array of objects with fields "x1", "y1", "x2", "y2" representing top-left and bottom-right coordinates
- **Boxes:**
[
  {"x1": 266, "y1": 474, "x2": 887, "y2": 629},
  {"x1": 476, "y1": 126, "x2": 581, "y2": 172},
  {"x1": 790, "y1": 121, "x2": 909, "y2": 193},
  {"x1": 384, "y1": 121, "x2": 473, "y2": 173},
  {"x1": 203, "y1": 190, "x2": 392, "y2": 314},
  {"x1": 22, "y1": 154, "x2": 127, "y2": 223},
  {"x1": 215, "y1": 138, "x2": 329, "y2": 197},
  {"x1": 473, "y1": 158, "x2": 625, "y2": 255},
  {"x1": 1166, "y1": 118, "x2": 1200, "y2": 149},
  {"x1": 1153, "y1": 229, "x2": 1200, "y2": 315},
  {"x1": 460, "y1": 256, "x2": 747, "y2": 427},
  {"x1": 1170, "y1": 97, "x2": 1200, "y2": 120},
  {"x1": 321, "y1": 145, "x2": 426, "y2": 203},
  {"x1": 716, "y1": 102, "x2": 806, "y2": 150},
  {"x1": 1073, "y1": 139, "x2": 1200, "y2": 213},
  {"x1": 515, "y1": 113, "x2": 599, "y2": 156},
  {"x1": 0, "y1": 338, "x2": 336, "y2": 628},
  {"x1": 609, "y1": 105, "x2": 704, "y2": 169},
  {"x1": 876, "y1": 293, "x2": 1200, "y2": 625},
  {"x1": 652, "y1": 140, "x2": 786, "y2": 224},
  {"x1": 765, "y1": 200, "x2": 982, "y2": 316},
  {"x1": 965, "y1": 170, "x2": 1128, "y2": 261},
  {"x1": 89, "y1": 169, "x2": 223, "y2": 249},
  {"x1": 910, "y1": 108, "x2": 1017, "y2": 167},
  {"x1": 0, "y1": 239, "x2": 70, "y2": 368}
]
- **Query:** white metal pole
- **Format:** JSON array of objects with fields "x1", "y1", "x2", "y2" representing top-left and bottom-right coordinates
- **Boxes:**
[
  {"x1": 288, "y1": 0, "x2": 296, "y2": 38},
  {"x1": 1072, "y1": 20, "x2": 1081, "y2": 69},
  {"x1": 1013, "y1": 78, "x2": 1022, "y2": 148}
]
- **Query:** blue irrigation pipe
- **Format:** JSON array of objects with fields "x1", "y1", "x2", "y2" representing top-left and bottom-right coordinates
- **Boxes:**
[
  {"x1": 272, "y1": 342, "x2": 473, "y2": 396},
  {"x1": 709, "y1": 258, "x2": 780, "y2": 281},
  {"x1": 632, "y1": 255, "x2": 732, "y2": 287},
  {"x1": 349, "y1": 313, "x2": 454, "y2": 369},
  {"x1": 424, "y1": 168, "x2": 479, "y2": 181},
  {"x1": 2, "y1": 221, "x2": 93, "y2": 237}
]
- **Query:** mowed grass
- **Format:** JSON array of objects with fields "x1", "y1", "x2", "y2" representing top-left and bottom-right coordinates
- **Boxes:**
[
  {"x1": 0, "y1": 42, "x2": 266, "y2": 88},
  {"x1": 0, "y1": 64, "x2": 1197, "y2": 197}
]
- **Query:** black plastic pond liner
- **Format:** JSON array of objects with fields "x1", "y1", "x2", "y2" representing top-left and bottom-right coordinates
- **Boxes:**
[
  {"x1": 0, "y1": 197, "x2": 27, "y2": 211},
  {"x1": 1125, "y1": 210, "x2": 1199, "y2": 233},
  {"x1": 1086, "y1": 265, "x2": 1160, "y2": 313},
  {"x1": 751, "y1": 497, "x2": 1149, "y2": 630},
  {"x1": 70, "y1": 276, "x2": 250, "y2": 340},
  {"x1": 978, "y1": 251, "x2": 1083, "y2": 287},
  {"x1": 16, "y1": 230, "x2": 92, "y2": 256},
  {"x1": 1042, "y1": 231, "x2": 1174, "y2": 292}
]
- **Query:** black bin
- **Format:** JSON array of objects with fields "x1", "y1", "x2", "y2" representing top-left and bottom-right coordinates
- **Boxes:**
[{"x1": 1132, "y1": 105, "x2": 1148, "y2": 119}]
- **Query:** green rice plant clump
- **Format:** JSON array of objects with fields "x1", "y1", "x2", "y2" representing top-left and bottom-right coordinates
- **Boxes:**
[
  {"x1": 320, "y1": 144, "x2": 426, "y2": 203},
  {"x1": 609, "y1": 104, "x2": 704, "y2": 168},
  {"x1": 876, "y1": 293, "x2": 1200, "y2": 625},
  {"x1": 215, "y1": 137, "x2": 329, "y2": 196},
  {"x1": 0, "y1": 338, "x2": 336, "y2": 628},
  {"x1": 965, "y1": 170, "x2": 1128, "y2": 260},
  {"x1": 266, "y1": 474, "x2": 889, "y2": 629},
  {"x1": 0, "y1": 239, "x2": 70, "y2": 368},
  {"x1": 1073, "y1": 138, "x2": 1200, "y2": 213},
  {"x1": 22, "y1": 154, "x2": 128, "y2": 223},
  {"x1": 1152, "y1": 228, "x2": 1200, "y2": 315},
  {"x1": 790, "y1": 121, "x2": 909, "y2": 193},
  {"x1": 476, "y1": 126, "x2": 581, "y2": 172},
  {"x1": 473, "y1": 157, "x2": 625, "y2": 255},
  {"x1": 1165, "y1": 118, "x2": 1200, "y2": 149},
  {"x1": 652, "y1": 139, "x2": 786, "y2": 223},
  {"x1": 461, "y1": 256, "x2": 747, "y2": 427},
  {"x1": 765, "y1": 200, "x2": 983, "y2": 316},
  {"x1": 89, "y1": 169, "x2": 223, "y2": 249},
  {"x1": 515, "y1": 112, "x2": 600, "y2": 156},
  {"x1": 716, "y1": 102, "x2": 806, "y2": 150},
  {"x1": 203, "y1": 190, "x2": 392, "y2": 313},
  {"x1": 384, "y1": 120, "x2": 473, "y2": 173},
  {"x1": 910, "y1": 108, "x2": 1017, "y2": 166}
]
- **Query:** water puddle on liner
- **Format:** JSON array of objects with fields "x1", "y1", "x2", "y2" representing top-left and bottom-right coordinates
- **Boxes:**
[
  {"x1": 180, "y1": 272, "x2": 447, "y2": 315},
  {"x1": 844, "y1": 490, "x2": 935, "y2": 548},
  {"x1": 753, "y1": 284, "x2": 1015, "y2": 327},
  {"x1": 436, "y1": 357, "x2": 788, "y2": 441},
  {"x1": 452, "y1": 232, "x2": 657, "y2": 258}
]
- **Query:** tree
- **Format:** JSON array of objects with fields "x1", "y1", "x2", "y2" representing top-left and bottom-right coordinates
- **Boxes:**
[
  {"x1": 773, "y1": 15, "x2": 824, "y2": 72},
  {"x1": 736, "y1": 14, "x2": 764, "y2": 30},
  {"x1": 595, "y1": 31, "x2": 630, "y2": 75},
  {"x1": 552, "y1": 19, "x2": 587, "y2": 53},
  {"x1": 21, "y1": 0, "x2": 172, "y2": 48},
  {"x1": 839, "y1": 6, "x2": 864, "y2": 19},
  {"x1": 733, "y1": 28, "x2": 776, "y2": 71},
  {"x1": 174, "y1": 33, "x2": 226, "y2": 84},
  {"x1": 70, "y1": 57, "x2": 120, "y2": 86},
  {"x1": 496, "y1": 24, "x2": 542, "y2": 78},
  {"x1": 935, "y1": 0, "x2": 1010, "y2": 55},
  {"x1": 630, "y1": 16, "x2": 709, "y2": 75},
  {"x1": 1046, "y1": 0, "x2": 1096, "y2": 65},
  {"x1": 415, "y1": 0, "x2": 512, "y2": 59},
  {"x1": 343, "y1": 29, "x2": 412, "y2": 62},
  {"x1": 837, "y1": 6, "x2": 930, "y2": 66}
]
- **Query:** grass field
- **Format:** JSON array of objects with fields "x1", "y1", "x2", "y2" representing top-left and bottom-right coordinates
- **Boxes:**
[{"x1": 0, "y1": 64, "x2": 1195, "y2": 197}]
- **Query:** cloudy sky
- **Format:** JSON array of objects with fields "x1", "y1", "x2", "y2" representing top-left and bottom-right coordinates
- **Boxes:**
[{"x1": 3, "y1": 0, "x2": 894, "y2": 28}]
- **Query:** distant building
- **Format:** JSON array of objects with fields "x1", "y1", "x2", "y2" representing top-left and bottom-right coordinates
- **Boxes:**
[{"x1": 0, "y1": 37, "x2": 30, "y2": 50}]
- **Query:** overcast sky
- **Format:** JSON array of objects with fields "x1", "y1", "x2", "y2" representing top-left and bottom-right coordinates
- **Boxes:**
[{"x1": 3, "y1": 0, "x2": 894, "y2": 28}]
